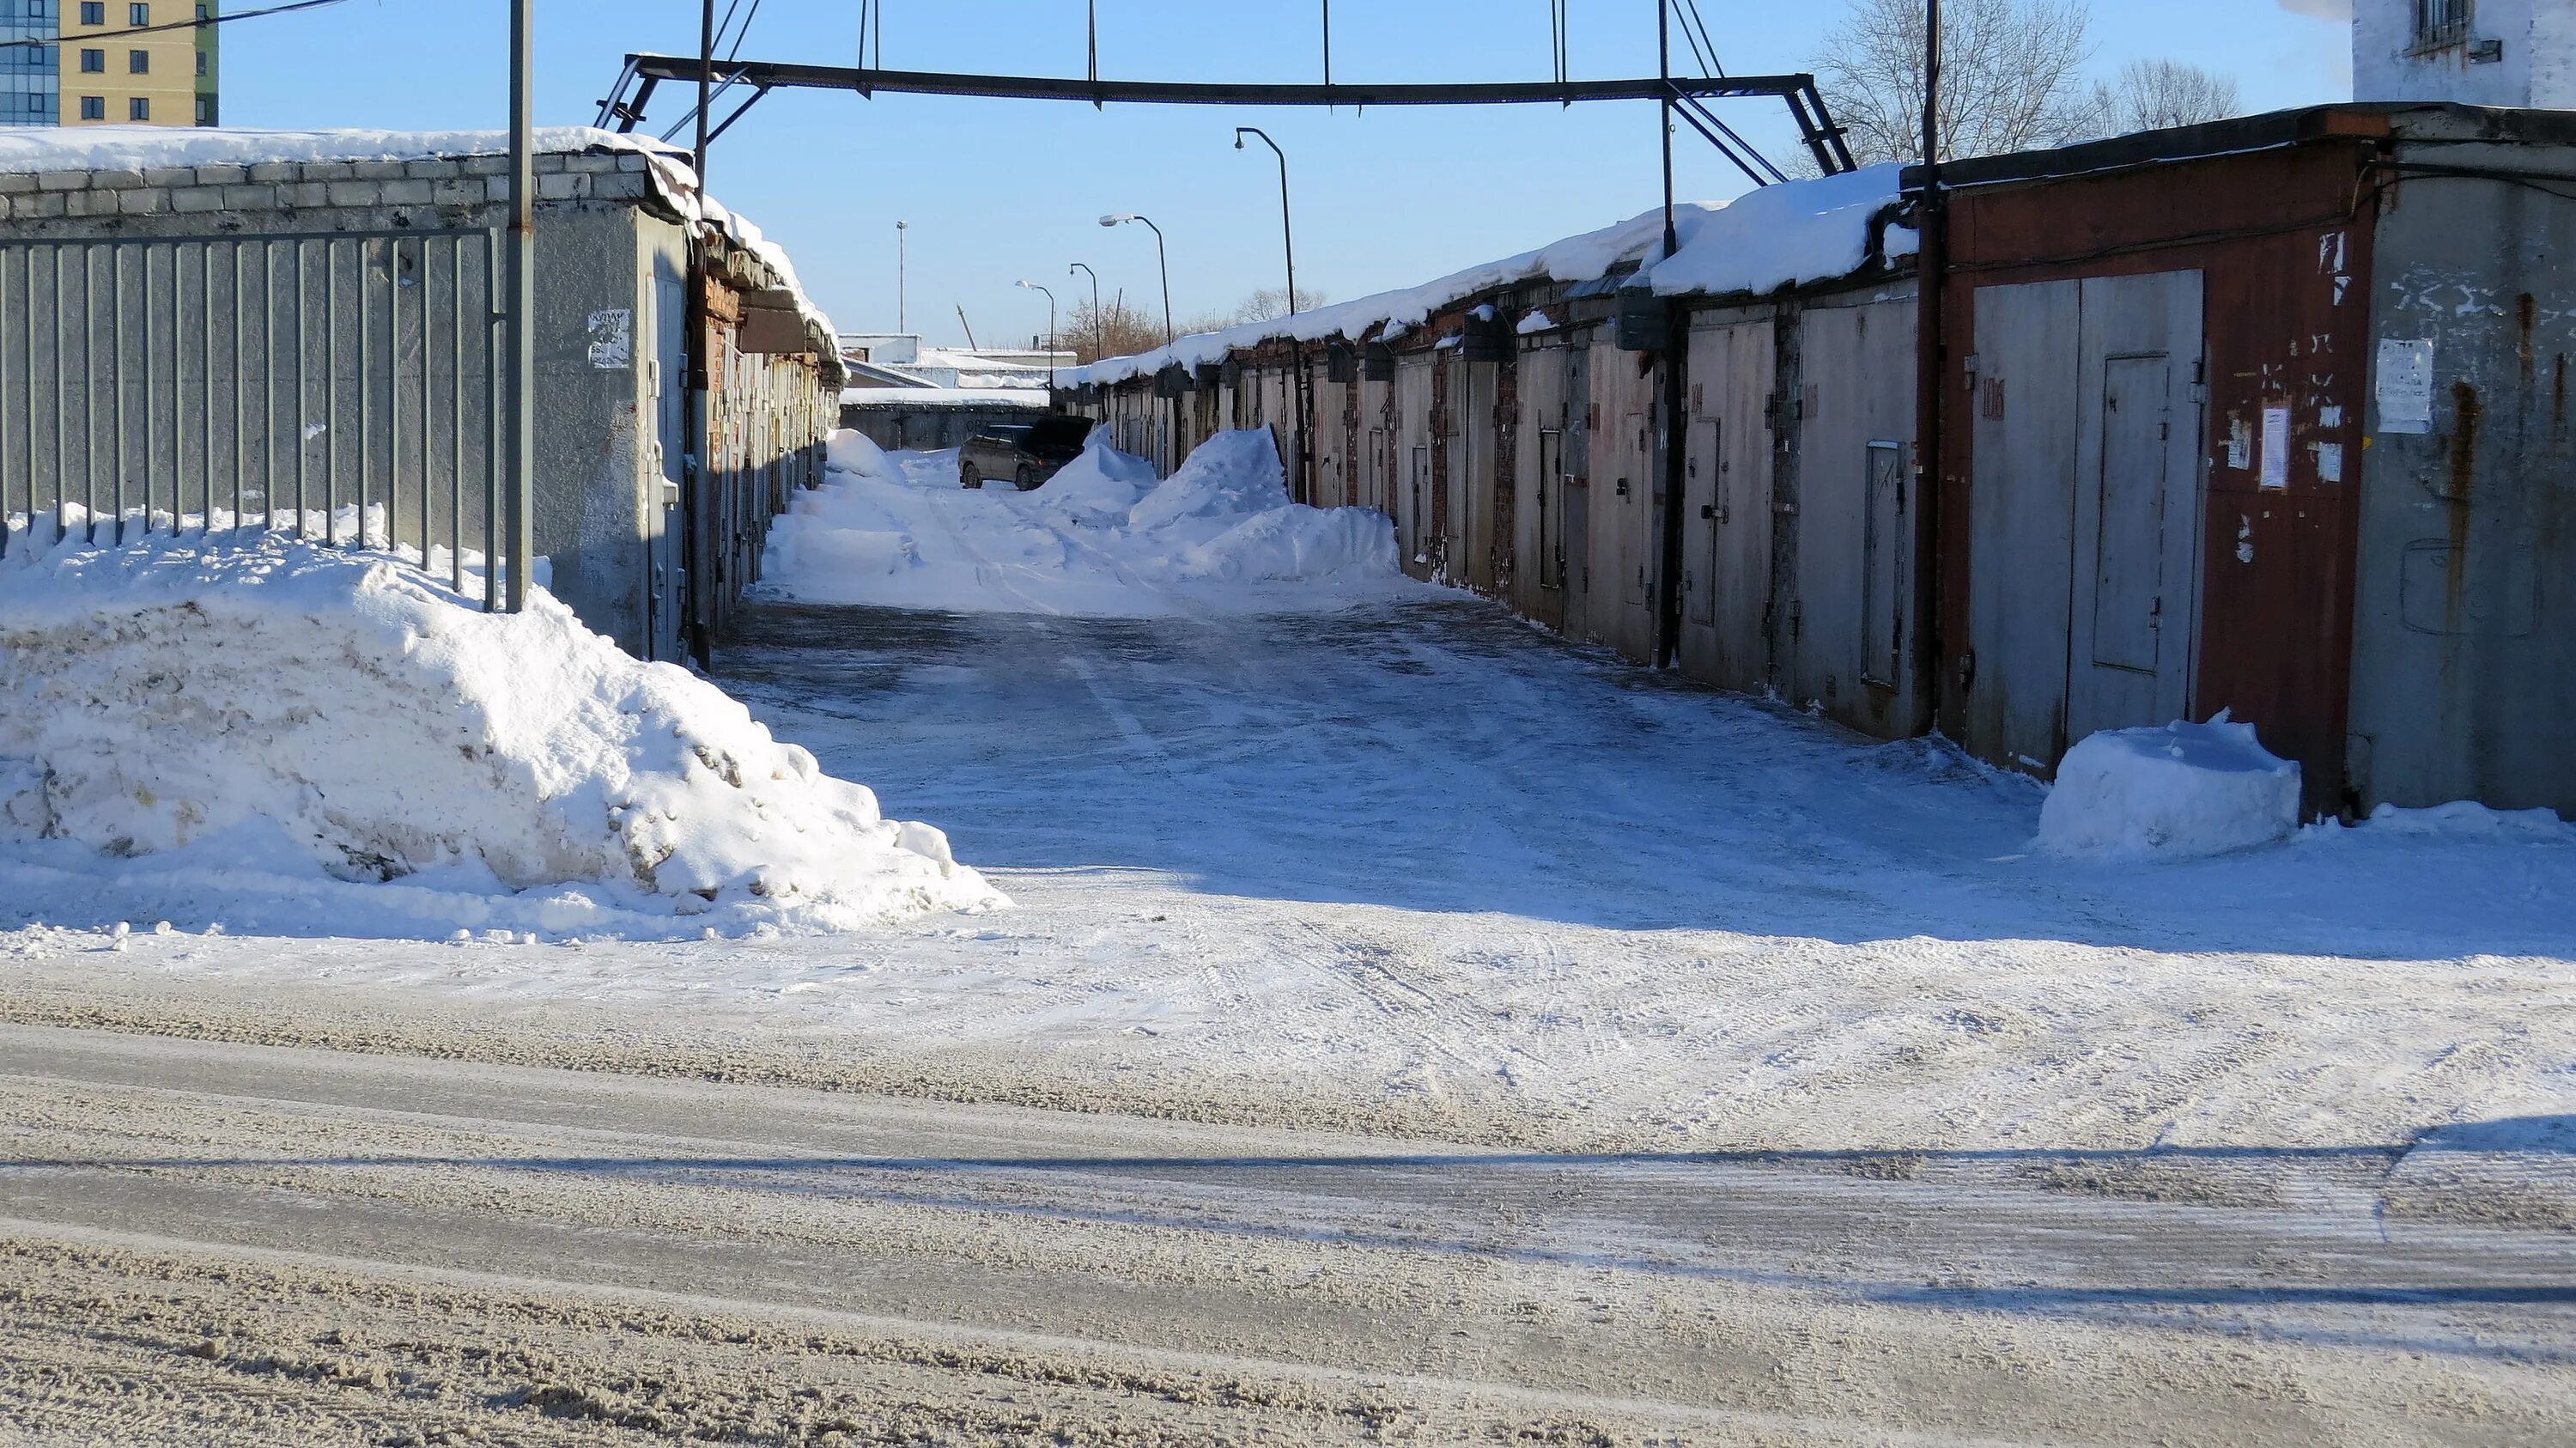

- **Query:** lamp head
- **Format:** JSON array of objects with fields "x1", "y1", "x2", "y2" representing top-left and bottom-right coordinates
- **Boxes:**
[{"x1": 1099, "y1": 214, "x2": 1127, "y2": 228}]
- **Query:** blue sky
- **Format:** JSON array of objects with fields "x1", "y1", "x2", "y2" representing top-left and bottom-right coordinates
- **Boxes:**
[{"x1": 226, "y1": 1, "x2": 2353, "y2": 347}]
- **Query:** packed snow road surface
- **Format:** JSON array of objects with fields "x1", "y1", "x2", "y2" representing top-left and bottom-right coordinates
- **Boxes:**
[
  {"x1": 5, "y1": 596, "x2": 2574, "y2": 1172},
  {"x1": 2, "y1": 1025, "x2": 2570, "y2": 1446}
]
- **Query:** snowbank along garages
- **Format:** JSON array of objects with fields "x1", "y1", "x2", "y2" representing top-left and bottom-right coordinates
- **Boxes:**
[
  {"x1": 1073, "y1": 104, "x2": 2576, "y2": 821},
  {"x1": 0, "y1": 129, "x2": 841, "y2": 665}
]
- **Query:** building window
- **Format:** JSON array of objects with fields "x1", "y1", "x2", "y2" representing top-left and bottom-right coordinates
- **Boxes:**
[
  {"x1": 129, "y1": 2, "x2": 148, "y2": 23},
  {"x1": 128, "y1": 94, "x2": 147, "y2": 119},
  {"x1": 78, "y1": 94, "x2": 102, "y2": 119},
  {"x1": 195, "y1": 50, "x2": 204, "y2": 76},
  {"x1": 128, "y1": 48, "x2": 146, "y2": 73},
  {"x1": 2415, "y1": 0, "x2": 2473, "y2": 49},
  {"x1": 194, "y1": 93, "x2": 213, "y2": 125},
  {"x1": 78, "y1": 1, "x2": 101, "y2": 24},
  {"x1": 78, "y1": 47, "x2": 102, "y2": 71}
]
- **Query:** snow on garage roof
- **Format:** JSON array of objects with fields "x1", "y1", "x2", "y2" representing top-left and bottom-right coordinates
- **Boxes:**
[{"x1": 1067, "y1": 163, "x2": 1913, "y2": 389}]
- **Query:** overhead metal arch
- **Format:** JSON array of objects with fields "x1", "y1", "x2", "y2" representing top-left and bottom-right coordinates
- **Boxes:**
[{"x1": 593, "y1": 55, "x2": 1859, "y2": 180}]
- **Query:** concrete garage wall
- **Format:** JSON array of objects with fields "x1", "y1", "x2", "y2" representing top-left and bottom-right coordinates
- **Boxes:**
[{"x1": 0, "y1": 145, "x2": 834, "y2": 660}]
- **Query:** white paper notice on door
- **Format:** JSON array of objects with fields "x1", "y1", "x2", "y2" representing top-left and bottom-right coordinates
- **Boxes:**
[
  {"x1": 2377, "y1": 338, "x2": 2434, "y2": 435},
  {"x1": 2260, "y1": 406, "x2": 2291, "y2": 490}
]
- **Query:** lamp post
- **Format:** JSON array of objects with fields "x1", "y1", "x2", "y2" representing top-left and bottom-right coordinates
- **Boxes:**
[
  {"x1": 896, "y1": 220, "x2": 908, "y2": 334},
  {"x1": 1099, "y1": 213, "x2": 1172, "y2": 346},
  {"x1": 1234, "y1": 126, "x2": 1306, "y2": 503},
  {"x1": 1069, "y1": 261, "x2": 1101, "y2": 359},
  {"x1": 1016, "y1": 279, "x2": 1058, "y2": 390},
  {"x1": 1233, "y1": 127, "x2": 1297, "y2": 319}
]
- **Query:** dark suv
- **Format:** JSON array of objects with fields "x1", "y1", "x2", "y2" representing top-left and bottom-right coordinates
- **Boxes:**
[{"x1": 959, "y1": 415, "x2": 1090, "y2": 490}]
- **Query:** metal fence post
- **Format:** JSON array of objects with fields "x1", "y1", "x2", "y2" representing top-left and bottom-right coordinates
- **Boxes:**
[{"x1": 507, "y1": 0, "x2": 537, "y2": 611}]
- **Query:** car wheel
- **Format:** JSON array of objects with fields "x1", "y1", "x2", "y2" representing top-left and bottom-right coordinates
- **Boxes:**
[
  {"x1": 1016, "y1": 464, "x2": 1039, "y2": 490},
  {"x1": 960, "y1": 464, "x2": 981, "y2": 490}
]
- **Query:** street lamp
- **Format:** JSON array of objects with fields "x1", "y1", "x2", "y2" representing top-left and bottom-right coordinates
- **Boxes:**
[
  {"x1": 1016, "y1": 279, "x2": 1058, "y2": 390},
  {"x1": 1234, "y1": 126, "x2": 1306, "y2": 504},
  {"x1": 1099, "y1": 213, "x2": 1172, "y2": 347},
  {"x1": 1233, "y1": 128, "x2": 1297, "y2": 319},
  {"x1": 896, "y1": 220, "x2": 909, "y2": 334},
  {"x1": 1069, "y1": 261, "x2": 1102, "y2": 360}
]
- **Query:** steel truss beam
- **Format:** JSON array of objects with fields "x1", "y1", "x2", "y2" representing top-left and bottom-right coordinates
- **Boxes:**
[{"x1": 595, "y1": 55, "x2": 1857, "y2": 176}]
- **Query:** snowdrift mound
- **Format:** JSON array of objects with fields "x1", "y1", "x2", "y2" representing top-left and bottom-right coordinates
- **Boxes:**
[
  {"x1": 2356, "y1": 799, "x2": 2576, "y2": 841},
  {"x1": 2037, "y1": 715, "x2": 2302, "y2": 861},
  {"x1": 825, "y1": 428, "x2": 895, "y2": 481},
  {"x1": 0, "y1": 532, "x2": 1001, "y2": 934},
  {"x1": 1023, "y1": 426, "x2": 1160, "y2": 525},
  {"x1": 759, "y1": 427, "x2": 1412, "y2": 615}
]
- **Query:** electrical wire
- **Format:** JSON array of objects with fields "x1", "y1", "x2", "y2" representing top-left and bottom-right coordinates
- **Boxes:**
[
  {"x1": 0, "y1": 0, "x2": 355, "y2": 51},
  {"x1": 1681, "y1": 0, "x2": 1725, "y2": 78},
  {"x1": 722, "y1": 0, "x2": 764, "y2": 62}
]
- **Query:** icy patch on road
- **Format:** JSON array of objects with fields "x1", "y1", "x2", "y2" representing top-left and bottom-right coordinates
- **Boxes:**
[
  {"x1": 757, "y1": 428, "x2": 1417, "y2": 617},
  {"x1": 0, "y1": 530, "x2": 999, "y2": 939},
  {"x1": 2038, "y1": 715, "x2": 2303, "y2": 861}
]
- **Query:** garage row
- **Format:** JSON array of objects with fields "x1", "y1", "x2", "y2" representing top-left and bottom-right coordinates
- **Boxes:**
[{"x1": 1066, "y1": 104, "x2": 2576, "y2": 823}]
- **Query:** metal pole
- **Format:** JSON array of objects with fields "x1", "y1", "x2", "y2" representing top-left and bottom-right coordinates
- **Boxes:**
[
  {"x1": 696, "y1": 0, "x2": 714, "y2": 182},
  {"x1": 1018, "y1": 281, "x2": 1057, "y2": 389},
  {"x1": 1658, "y1": 0, "x2": 1675, "y2": 259},
  {"x1": 1916, "y1": 0, "x2": 1947, "y2": 726},
  {"x1": 896, "y1": 219, "x2": 908, "y2": 332},
  {"x1": 1236, "y1": 128, "x2": 1296, "y2": 316},
  {"x1": 1071, "y1": 261, "x2": 1100, "y2": 358},
  {"x1": 1653, "y1": 0, "x2": 1688, "y2": 670},
  {"x1": 1142, "y1": 216, "x2": 1172, "y2": 345},
  {"x1": 507, "y1": 0, "x2": 536, "y2": 611},
  {"x1": 1236, "y1": 126, "x2": 1302, "y2": 501}
]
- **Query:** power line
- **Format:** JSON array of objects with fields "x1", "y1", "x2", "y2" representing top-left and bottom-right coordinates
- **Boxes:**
[
  {"x1": 1, "y1": 0, "x2": 359, "y2": 52},
  {"x1": 1681, "y1": 0, "x2": 1725, "y2": 79}
]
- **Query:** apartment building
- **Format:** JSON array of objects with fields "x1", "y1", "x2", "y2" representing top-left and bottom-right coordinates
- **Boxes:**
[{"x1": 1, "y1": 0, "x2": 217, "y2": 129}]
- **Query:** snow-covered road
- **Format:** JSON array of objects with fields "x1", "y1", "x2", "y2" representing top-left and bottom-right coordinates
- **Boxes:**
[
  {"x1": 8, "y1": 589, "x2": 2573, "y2": 1181},
  {"x1": 3, "y1": 1024, "x2": 2569, "y2": 1445}
]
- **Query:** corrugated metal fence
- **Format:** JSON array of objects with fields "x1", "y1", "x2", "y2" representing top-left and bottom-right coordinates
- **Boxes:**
[{"x1": 0, "y1": 228, "x2": 514, "y2": 606}]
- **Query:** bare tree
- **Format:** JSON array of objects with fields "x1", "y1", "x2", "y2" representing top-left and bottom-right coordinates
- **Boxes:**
[
  {"x1": 2107, "y1": 58, "x2": 2241, "y2": 132},
  {"x1": 1064, "y1": 295, "x2": 1169, "y2": 364},
  {"x1": 1814, "y1": 0, "x2": 2105, "y2": 166},
  {"x1": 1230, "y1": 286, "x2": 1332, "y2": 324},
  {"x1": 1069, "y1": 287, "x2": 1338, "y2": 362}
]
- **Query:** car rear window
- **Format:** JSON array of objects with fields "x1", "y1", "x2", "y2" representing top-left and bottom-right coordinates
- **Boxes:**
[{"x1": 1027, "y1": 417, "x2": 1091, "y2": 448}]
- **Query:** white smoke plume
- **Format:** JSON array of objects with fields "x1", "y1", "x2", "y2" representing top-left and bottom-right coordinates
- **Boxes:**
[{"x1": 2276, "y1": 0, "x2": 2351, "y2": 18}]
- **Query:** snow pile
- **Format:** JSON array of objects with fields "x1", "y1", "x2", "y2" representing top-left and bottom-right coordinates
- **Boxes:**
[
  {"x1": 1068, "y1": 165, "x2": 1911, "y2": 388},
  {"x1": 759, "y1": 429, "x2": 1411, "y2": 617},
  {"x1": 2360, "y1": 800, "x2": 2576, "y2": 841},
  {"x1": 0, "y1": 531, "x2": 999, "y2": 936},
  {"x1": 826, "y1": 428, "x2": 896, "y2": 481},
  {"x1": 2037, "y1": 715, "x2": 2304, "y2": 861},
  {"x1": 1024, "y1": 427, "x2": 1162, "y2": 525}
]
